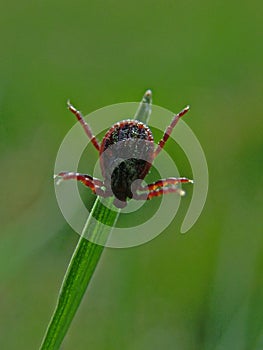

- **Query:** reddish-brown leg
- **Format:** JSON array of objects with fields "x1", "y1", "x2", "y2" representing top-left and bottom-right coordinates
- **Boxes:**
[
  {"x1": 54, "y1": 171, "x2": 111, "y2": 197},
  {"x1": 67, "y1": 101, "x2": 100, "y2": 151},
  {"x1": 134, "y1": 186, "x2": 186, "y2": 200},
  {"x1": 133, "y1": 177, "x2": 193, "y2": 200},
  {"x1": 154, "y1": 106, "x2": 190, "y2": 158},
  {"x1": 147, "y1": 187, "x2": 186, "y2": 199},
  {"x1": 141, "y1": 177, "x2": 193, "y2": 191}
]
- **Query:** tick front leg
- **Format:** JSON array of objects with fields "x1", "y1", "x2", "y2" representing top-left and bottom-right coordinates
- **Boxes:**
[
  {"x1": 133, "y1": 177, "x2": 193, "y2": 200},
  {"x1": 54, "y1": 171, "x2": 110, "y2": 197},
  {"x1": 154, "y1": 105, "x2": 190, "y2": 158},
  {"x1": 148, "y1": 186, "x2": 188, "y2": 199},
  {"x1": 133, "y1": 187, "x2": 186, "y2": 200},
  {"x1": 67, "y1": 101, "x2": 100, "y2": 151},
  {"x1": 143, "y1": 177, "x2": 193, "y2": 191}
]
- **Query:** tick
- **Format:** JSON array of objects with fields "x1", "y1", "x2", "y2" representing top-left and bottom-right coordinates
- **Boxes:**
[{"x1": 55, "y1": 97, "x2": 193, "y2": 208}]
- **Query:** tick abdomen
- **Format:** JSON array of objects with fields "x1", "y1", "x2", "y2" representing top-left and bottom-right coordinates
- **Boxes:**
[
  {"x1": 100, "y1": 120, "x2": 154, "y2": 202},
  {"x1": 110, "y1": 158, "x2": 152, "y2": 201},
  {"x1": 102, "y1": 138, "x2": 154, "y2": 202}
]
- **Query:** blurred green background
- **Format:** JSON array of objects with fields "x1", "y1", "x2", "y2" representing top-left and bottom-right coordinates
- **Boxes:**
[{"x1": 0, "y1": 1, "x2": 262, "y2": 349}]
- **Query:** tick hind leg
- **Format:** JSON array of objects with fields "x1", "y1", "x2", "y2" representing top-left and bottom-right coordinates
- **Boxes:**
[
  {"x1": 67, "y1": 101, "x2": 100, "y2": 151},
  {"x1": 133, "y1": 177, "x2": 193, "y2": 200},
  {"x1": 154, "y1": 106, "x2": 190, "y2": 158},
  {"x1": 54, "y1": 171, "x2": 111, "y2": 197}
]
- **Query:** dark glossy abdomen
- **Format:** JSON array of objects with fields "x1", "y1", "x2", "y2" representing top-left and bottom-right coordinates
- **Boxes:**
[
  {"x1": 111, "y1": 158, "x2": 151, "y2": 201},
  {"x1": 100, "y1": 120, "x2": 154, "y2": 202}
]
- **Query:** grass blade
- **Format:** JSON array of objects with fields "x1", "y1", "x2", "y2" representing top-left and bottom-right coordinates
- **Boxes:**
[
  {"x1": 39, "y1": 90, "x2": 152, "y2": 349},
  {"x1": 40, "y1": 197, "x2": 119, "y2": 349}
]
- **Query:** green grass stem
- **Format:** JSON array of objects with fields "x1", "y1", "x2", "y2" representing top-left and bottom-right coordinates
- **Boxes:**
[{"x1": 39, "y1": 90, "x2": 152, "y2": 349}]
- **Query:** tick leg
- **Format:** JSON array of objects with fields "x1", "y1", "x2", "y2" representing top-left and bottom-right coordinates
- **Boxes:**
[
  {"x1": 133, "y1": 177, "x2": 193, "y2": 200},
  {"x1": 154, "y1": 106, "x2": 190, "y2": 158},
  {"x1": 147, "y1": 187, "x2": 186, "y2": 199},
  {"x1": 67, "y1": 101, "x2": 100, "y2": 151},
  {"x1": 54, "y1": 171, "x2": 110, "y2": 197},
  {"x1": 134, "y1": 187, "x2": 186, "y2": 200},
  {"x1": 140, "y1": 177, "x2": 193, "y2": 191}
]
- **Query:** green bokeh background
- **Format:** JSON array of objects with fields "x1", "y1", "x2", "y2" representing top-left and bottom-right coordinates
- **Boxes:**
[{"x1": 0, "y1": 1, "x2": 262, "y2": 349}]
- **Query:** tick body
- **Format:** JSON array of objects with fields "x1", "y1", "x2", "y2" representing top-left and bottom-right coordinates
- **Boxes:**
[{"x1": 55, "y1": 98, "x2": 193, "y2": 208}]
